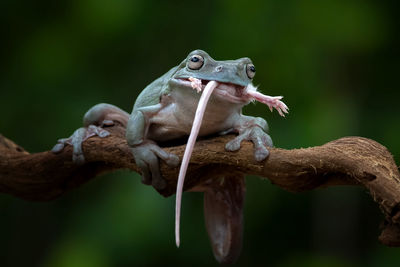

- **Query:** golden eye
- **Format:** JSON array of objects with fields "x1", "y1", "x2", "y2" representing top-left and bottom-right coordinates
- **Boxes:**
[
  {"x1": 188, "y1": 55, "x2": 204, "y2": 70},
  {"x1": 246, "y1": 64, "x2": 256, "y2": 79}
]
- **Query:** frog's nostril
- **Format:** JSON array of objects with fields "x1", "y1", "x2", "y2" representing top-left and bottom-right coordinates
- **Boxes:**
[{"x1": 215, "y1": 66, "x2": 223, "y2": 72}]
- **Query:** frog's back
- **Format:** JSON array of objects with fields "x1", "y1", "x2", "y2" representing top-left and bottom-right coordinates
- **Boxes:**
[{"x1": 133, "y1": 66, "x2": 178, "y2": 111}]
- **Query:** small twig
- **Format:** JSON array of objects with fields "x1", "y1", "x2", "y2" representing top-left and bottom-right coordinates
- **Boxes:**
[{"x1": 1, "y1": 126, "x2": 399, "y2": 246}]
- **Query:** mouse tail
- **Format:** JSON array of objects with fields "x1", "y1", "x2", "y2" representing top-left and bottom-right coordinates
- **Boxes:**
[{"x1": 175, "y1": 81, "x2": 219, "y2": 247}]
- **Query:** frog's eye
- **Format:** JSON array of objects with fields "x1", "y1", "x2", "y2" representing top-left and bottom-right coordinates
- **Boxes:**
[
  {"x1": 188, "y1": 55, "x2": 204, "y2": 70},
  {"x1": 246, "y1": 64, "x2": 256, "y2": 79}
]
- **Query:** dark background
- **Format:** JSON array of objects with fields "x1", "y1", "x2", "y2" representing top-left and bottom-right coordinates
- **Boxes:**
[{"x1": 1, "y1": 0, "x2": 399, "y2": 266}]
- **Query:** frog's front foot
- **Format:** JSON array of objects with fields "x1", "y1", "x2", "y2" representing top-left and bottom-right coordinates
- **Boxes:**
[
  {"x1": 52, "y1": 125, "x2": 110, "y2": 164},
  {"x1": 225, "y1": 126, "x2": 273, "y2": 161},
  {"x1": 131, "y1": 141, "x2": 179, "y2": 190}
]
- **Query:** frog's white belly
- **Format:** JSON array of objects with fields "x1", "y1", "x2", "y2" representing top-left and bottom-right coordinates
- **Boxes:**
[{"x1": 148, "y1": 92, "x2": 240, "y2": 142}]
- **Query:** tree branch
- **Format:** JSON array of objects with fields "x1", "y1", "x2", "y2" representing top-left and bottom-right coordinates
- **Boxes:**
[{"x1": 1, "y1": 125, "x2": 400, "y2": 246}]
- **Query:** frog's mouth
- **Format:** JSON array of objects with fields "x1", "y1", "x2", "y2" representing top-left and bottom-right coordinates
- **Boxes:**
[{"x1": 174, "y1": 78, "x2": 250, "y2": 104}]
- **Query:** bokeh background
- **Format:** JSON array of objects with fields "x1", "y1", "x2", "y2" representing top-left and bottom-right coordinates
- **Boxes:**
[{"x1": 1, "y1": 0, "x2": 399, "y2": 266}]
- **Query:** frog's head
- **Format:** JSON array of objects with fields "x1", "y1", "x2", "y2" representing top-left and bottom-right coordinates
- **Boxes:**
[{"x1": 170, "y1": 50, "x2": 256, "y2": 104}]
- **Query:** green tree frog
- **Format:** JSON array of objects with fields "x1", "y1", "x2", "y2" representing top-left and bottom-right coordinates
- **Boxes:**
[{"x1": 52, "y1": 50, "x2": 288, "y2": 263}]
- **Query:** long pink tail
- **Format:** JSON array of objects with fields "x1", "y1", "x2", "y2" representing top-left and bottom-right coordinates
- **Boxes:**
[{"x1": 175, "y1": 81, "x2": 219, "y2": 247}]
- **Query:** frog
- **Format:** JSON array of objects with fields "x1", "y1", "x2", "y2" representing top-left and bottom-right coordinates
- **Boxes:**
[{"x1": 52, "y1": 49, "x2": 288, "y2": 263}]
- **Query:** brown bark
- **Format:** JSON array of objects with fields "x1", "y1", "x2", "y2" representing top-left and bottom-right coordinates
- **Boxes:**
[{"x1": 1, "y1": 125, "x2": 400, "y2": 246}]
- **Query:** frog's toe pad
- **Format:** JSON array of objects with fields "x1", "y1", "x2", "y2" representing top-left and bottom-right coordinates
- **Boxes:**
[
  {"x1": 225, "y1": 141, "x2": 241, "y2": 152},
  {"x1": 166, "y1": 154, "x2": 180, "y2": 167},
  {"x1": 225, "y1": 135, "x2": 246, "y2": 152},
  {"x1": 254, "y1": 147, "x2": 269, "y2": 162},
  {"x1": 52, "y1": 141, "x2": 66, "y2": 154},
  {"x1": 98, "y1": 130, "x2": 110, "y2": 138},
  {"x1": 87, "y1": 125, "x2": 110, "y2": 138},
  {"x1": 152, "y1": 177, "x2": 167, "y2": 190}
]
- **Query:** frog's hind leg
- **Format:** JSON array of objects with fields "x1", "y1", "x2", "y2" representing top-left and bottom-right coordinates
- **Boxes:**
[
  {"x1": 83, "y1": 103, "x2": 129, "y2": 128},
  {"x1": 52, "y1": 103, "x2": 129, "y2": 164},
  {"x1": 202, "y1": 173, "x2": 245, "y2": 264}
]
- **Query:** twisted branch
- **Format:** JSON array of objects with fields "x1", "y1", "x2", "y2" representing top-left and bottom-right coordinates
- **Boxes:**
[{"x1": 1, "y1": 124, "x2": 400, "y2": 246}]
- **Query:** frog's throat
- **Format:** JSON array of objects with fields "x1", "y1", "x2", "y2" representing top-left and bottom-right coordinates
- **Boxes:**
[{"x1": 175, "y1": 80, "x2": 219, "y2": 247}]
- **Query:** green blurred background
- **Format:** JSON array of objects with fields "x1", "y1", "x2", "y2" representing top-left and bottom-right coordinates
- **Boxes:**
[{"x1": 1, "y1": 0, "x2": 399, "y2": 266}]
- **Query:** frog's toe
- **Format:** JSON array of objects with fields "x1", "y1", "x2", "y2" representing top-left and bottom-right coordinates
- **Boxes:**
[
  {"x1": 136, "y1": 159, "x2": 152, "y2": 185},
  {"x1": 254, "y1": 146, "x2": 269, "y2": 161},
  {"x1": 87, "y1": 125, "x2": 110, "y2": 138},
  {"x1": 249, "y1": 129, "x2": 272, "y2": 161},
  {"x1": 165, "y1": 153, "x2": 180, "y2": 167},
  {"x1": 150, "y1": 144, "x2": 180, "y2": 167},
  {"x1": 51, "y1": 139, "x2": 68, "y2": 154},
  {"x1": 152, "y1": 175, "x2": 167, "y2": 190},
  {"x1": 225, "y1": 134, "x2": 246, "y2": 152},
  {"x1": 98, "y1": 130, "x2": 110, "y2": 138},
  {"x1": 260, "y1": 132, "x2": 273, "y2": 148},
  {"x1": 225, "y1": 126, "x2": 273, "y2": 161},
  {"x1": 160, "y1": 152, "x2": 179, "y2": 167},
  {"x1": 146, "y1": 155, "x2": 166, "y2": 190},
  {"x1": 51, "y1": 130, "x2": 86, "y2": 165}
]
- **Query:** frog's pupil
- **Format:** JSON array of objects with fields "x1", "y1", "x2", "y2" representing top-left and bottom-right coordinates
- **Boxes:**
[{"x1": 191, "y1": 56, "x2": 199, "y2": 62}]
